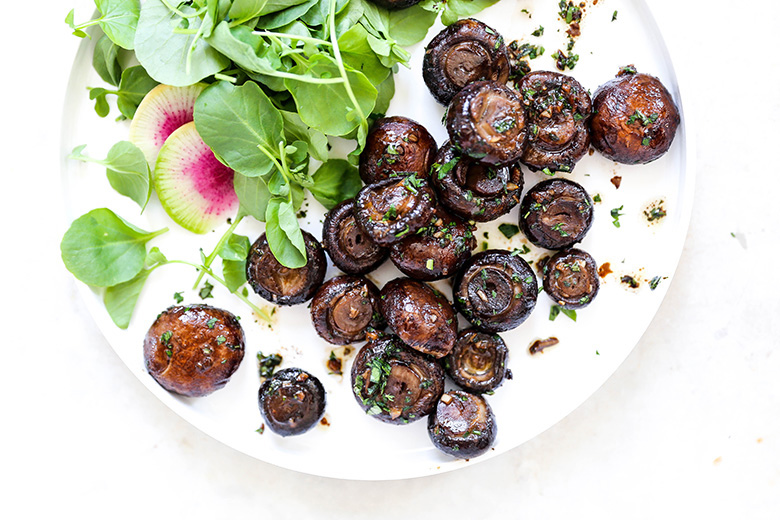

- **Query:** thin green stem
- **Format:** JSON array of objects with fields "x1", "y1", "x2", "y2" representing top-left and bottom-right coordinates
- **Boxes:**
[
  {"x1": 160, "y1": 0, "x2": 207, "y2": 19},
  {"x1": 192, "y1": 215, "x2": 244, "y2": 289},
  {"x1": 261, "y1": 70, "x2": 346, "y2": 85},
  {"x1": 253, "y1": 31, "x2": 333, "y2": 47},
  {"x1": 328, "y1": 0, "x2": 365, "y2": 122},
  {"x1": 73, "y1": 18, "x2": 103, "y2": 31}
]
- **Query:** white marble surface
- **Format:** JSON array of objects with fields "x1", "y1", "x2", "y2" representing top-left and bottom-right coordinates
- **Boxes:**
[{"x1": 2, "y1": 0, "x2": 778, "y2": 517}]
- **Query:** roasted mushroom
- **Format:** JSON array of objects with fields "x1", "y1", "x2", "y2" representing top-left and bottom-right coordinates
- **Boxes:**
[
  {"x1": 310, "y1": 275, "x2": 385, "y2": 345},
  {"x1": 246, "y1": 231, "x2": 327, "y2": 305},
  {"x1": 590, "y1": 66, "x2": 680, "y2": 164},
  {"x1": 259, "y1": 368, "x2": 326, "y2": 436},
  {"x1": 543, "y1": 248, "x2": 599, "y2": 308},
  {"x1": 322, "y1": 199, "x2": 388, "y2": 275},
  {"x1": 423, "y1": 19, "x2": 510, "y2": 105},
  {"x1": 143, "y1": 304, "x2": 245, "y2": 397},
  {"x1": 519, "y1": 178, "x2": 594, "y2": 250},
  {"x1": 359, "y1": 116, "x2": 438, "y2": 185},
  {"x1": 354, "y1": 176, "x2": 437, "y2": 246},
  {"x1": 389, "y1": 206, "x2": 476, "y2": 281},
  {"x1": 428, "y1": 390, "x2": 497, "y2": 459},
  {"x1": 351, "y1": 334, "x2": 445, "y2": 425},
  {"x1": 453, "y1": 250, "x2": 538, "y2": 333},
  {"x1": 369, "y1": 0, "x2": 422, "y2": 10},
  {"x1": 516, "y1": 71, "x2": 592, "y2": 173},
  {"x1": 445, "y1": 329, "x2": 508, "y2": 393},
  {"x1": 430, "y1": 142, "x2": 523, "y2": 222}
]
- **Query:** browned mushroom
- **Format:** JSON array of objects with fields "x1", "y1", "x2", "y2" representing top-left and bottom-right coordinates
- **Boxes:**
[
  {"x1": 445, "y1": 329, "x2": 509, "y2": 393},
  {"x1": 354, "y1": 176, "x2": 437, "y2": 246},
  {"x1": 379, "y1": 278, "x2": 458, "y2": 358},
  {"x1": 516, "y1": 70, "x2": 592, "y2": 173},
  {"x1": 452, "y1": 250, "x2": 538, "y2": 332},
  {"x1": 359, "y1": 116, "x2": 438, "y2": 185},
  {"x1": 430, "y1": 142, "x2": 523, "y2": 222},
  {"x1": 590, "y1": 66, "x2": 680, "y2": 164},
  {"x1": 351, "y1": 334, "x2": 445, "y2": 425},
  {"x1": 542, "y1": 248, "x2": 599, "y2": 308},
  {"x1": 246, "y1": 231, "x2": 327, "y2": 305},
  {"x1": 310, "y1": 275, "x2": 385, "y2": 345},
  {"x1": 446, "y1": 80, "x2": 527, "y2": 165},
  {"x1": 519, "y1": 178, "x2": 594, "y2": 250},
  {"x1": 423, "y1": 19, "x2": 510, "y2": 105},
  {"x1": 143, "y1": 304, "x2": 245, "y2": 397},
  {"x1": 427, "y1": 390, "x2": 497, "y2": 458},
  {"x1": 259, "y1": 368, "x2": 326, "y2": 436},
  {"x1": 322, "y1": 199, "x2": 388, "y2": 275},
  {"x1": 389, "y1": 206, "x2": 476, "y2": 281}
]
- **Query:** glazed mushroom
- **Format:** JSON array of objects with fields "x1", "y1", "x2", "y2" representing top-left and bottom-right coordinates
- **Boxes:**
[
  {"x1": 445, "y1": 329, "x2": 509, "y2": 393},
  {"x1": 543, "y1": 248, "x2": 599, "y2": 308},
  {"x1": 246, "y1": 230, "x2": 327, "y2": 305},
  {"x1": 389, "y1": 206, "x2": 476, "y2": 281},
  {"x1": 369, "y1": 0, "x2": 422, "y2": 10},
  {"x1": 516, "y1": 71, "x2": 592, "y2": 173},
  {"x1": 259, "y1": 368, "x2": 326, "y2": 436},
  {"x1": 446, "y1": 80, "x2": 527, "y2": 165},
  {"x1": 351, "y1": 334, "x2": 445, "y2": 425},
  {"x1": 590, "y1": 65, "x2": 681, "y2": 164},
  {"x1": 143, "y1": 304, "x2": 245, "y2": 397},
  {"x1": 354, "y1": 176, "x2": 437, "y2": 246},
  {"x1": 322, "y1": 199, "x2": 388, "y2": 275},
  {"x1": 428, "y1": 390, "x2": 497, "y2": 459},
  {"x1": 379, "y1": 278, "x2": 458, "y2": 358},
  {"x1": 430, "y1": 142, "x2": 523, "y2": 222},
  {"x1": 423, "y1": 18, "x2": 510, "y2": 105},
  {"x1": 452, "y1": 250, "x2": 538, "y2": 333},
  {"x1": 519, "y1": 178, "x2": 594, "y2": 250},
  {"x1": 310, "y1": 275, "x2": 385, "y2": 345},
  {"x1": 359, "y1": 116, "x2": 438, "y2": 185}
]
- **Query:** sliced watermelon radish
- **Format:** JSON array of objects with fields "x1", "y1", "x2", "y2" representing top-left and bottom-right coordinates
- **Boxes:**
[
  {"x1": 129, "y1": 83, "x2": 207, "y2": 166},
  {"x1": 155, "y1": 122, "x2": 238, "y2": 234}
]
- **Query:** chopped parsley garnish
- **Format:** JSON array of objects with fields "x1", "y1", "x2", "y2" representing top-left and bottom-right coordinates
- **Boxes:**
[
  {"x1": 161, "y1": 331, "x2": 173, "y2": 344},
  {"x1": 532, "y1": 26, "x2": 544, "y2": 37},
  {"x1": 593, "y1": 193, "x2": 602, "y2": 203},
  {"x1": 394, "y1": 226, "x2": 410, "y2": 237},
  {"x1": 493, "y1": 117, "x2": 516, "y2": 133},
  {"x1": 642, "y1": 137, "x2": 651, "y2": 146},
  {"x1": 516, "y1": 43, "x2": 545, "y2": 60},
  {"x1": 216, "y1": 335, "x2": 227, "y2": 345},
  {"x1": 551, "y1": 222, "x2": 569, "y2": 237},
  {"x1": 206, "y1": 317, "x2": 218, "y2": 329},
  {"x1": 649, "y1": 276, "x2": 663, "y2": 290},
  {"x1": 611, "y1": 205, "x2": 624, "y2": 227},
  {"x1": 257, "y1": 352, "x2": 282, "y2": 378},
  {"x1": 621, "y1": 64, "x2": 637, "y2": 75},
  {"x1": 498, "y1": 223, "x2": 520, "y2": 239},
  {"x1": 549, "y1": 305, "x2": 577, "y2": 322},
  {"x1": 433, "y1": 156, "x2": 459, "y2": 179},
  {"x1": 552, "y1": 50, "x2": 579, "y2": 71},
  {"x1": 612, "y1": 10, "x2": 618, "y2": 21},
  {"x1": 558, "y1": 0, "x2": 582, "y2": 24},
  {"x1": 511, "y1": 245, "x2": 531, "y2": 255},
  {"x1": 383, "y1": 205, "x2": 397, "y2": 221},
  {"x1": 627, "y1": 110, "x2": 659, "y2": 127},
  {"x1": 199, "y1": 280, "x2": 214, "y2": 299},
  {"x1": 173, "y1": 292, "x2": 184, "y2": 304}
]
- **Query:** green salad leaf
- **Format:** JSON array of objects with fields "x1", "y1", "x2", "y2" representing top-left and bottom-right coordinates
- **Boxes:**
[{"x1": 69, "y1": 142, "x2": 152, "y2": 209}]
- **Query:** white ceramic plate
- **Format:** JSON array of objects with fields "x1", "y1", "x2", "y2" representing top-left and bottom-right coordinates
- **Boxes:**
[{"x1": 61, "y1": 0, "x2": 694, "y2": 480}]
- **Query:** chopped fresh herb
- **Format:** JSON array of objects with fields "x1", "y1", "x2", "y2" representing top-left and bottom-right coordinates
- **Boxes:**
[
  {"x1": 206, "y1": 317, "x2": 218, "y2": 329},
  {"x1": 481, "y1": 241, "x2": 489, "y2": 251},
  {"x1": 256, "y1": 424, "x2": 265, "y2": 435},
  {"x1": 426, "y1": 259, "x2": 434, "y2": 270},
  {"x1": 173, "y1": 292, "x2": 184, "y2": 304},
  {"x1": 646, "y1": 205, "x2": 667, "y2": 222},
  {"x1": 552, "y1": 50, "x2": 579, "y2": 71},
  {"x1": 621, "y1": 64, "x2": 638, "y2": 74},
  {"x1": 512, "y1": 244, "x2": 531, "y2": 255},
  {"x1": 498, "y1": 223, "x2": 520, "y2": 239},
  {"x1": 403, "y1": 175, "x2": 424, "y2": 193},
  {"x1": 199, "y1": 280, "x2": 214, "y2": 299},
  {"x1": 612, "y1": 10, "x2": 618, "y2": 21},
  {"x1": 649, "y1": 276, "x2": 663, "y2": 290},
  {"x1": 516, "y1": 43, "x2": 545, "y2": 60},
  {"x1": 394, "y1": 226, "x2": 410, "y2": 237},
  {"x1": 542, "y1": 167, "x2": 554, "y2": 176},
  {"x1": 216, "y1": 335, "x2": 226, "y2": 345},
  {"x1": 532, "y1": 26, "x2": 544, "y2": 37},
  {"x1": 627, "y1": 110, "x2": 659, "y2": 127},
  {"x1": 549, "y1": 305, "x2": 576, "y2": 322},
  {"x1": 642, "y1": 137, "x2": 651, "y2": 146},
  {"x1": 593, "y1": 193, "x2": 602, "y2": 203},
  {"x1": 611, "y1": 206, "x2": 624, "y2": 228},
  {"x1": 383, "y1": 205, "x2": 398, "y2": 221},
  {"x1": 493, "y1": 118, "x2": 516, "y2": 133},
  {"x1": 433, "y1": 156, "x2": 459, "y2": 180},
  {"x1": 558, "y1": 0, "x2": 582, "y2": 24},
  {"x1": 551, "y1": 222, "x2": 569, "y2": 237},
  {"x1": 161, "y1": 331, "x2": 173, "y2": 344},
  {"x1": 257, "y1": 352, "x2": 283, "y2": 378}
]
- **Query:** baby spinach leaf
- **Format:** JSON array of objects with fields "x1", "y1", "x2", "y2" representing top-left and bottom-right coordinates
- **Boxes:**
[
  {"x1": 60, "y1": 208, "x2": 167, "y2": 287},
  {"x1": 218, "y1": 233, "x2": 251, "y2": 262},
  {"x1": 259, "y1": 0, "x2": 312, "y2": 16},
  {"x1": 134, "y1": 0, "x2": 230, "y2": 86},
  {"x1": 234, "y1": 174, "x2": 272, "y2": 221},
  {"x1": 222, "y1": 259, "x2": 248, "y2": 293},
  {"x1": 93, "y1": 35, "x2": 122, "y2": 86},
  {"x1": 308, "y1": 159, "x2": 361, "y2": 209},
  {"x1": 69, "y1": 142, "x2": 152, "y2": 209},
  {"x1": 373, "y1": 73, "x2": 395, "y2": 116},
  {"x1": 286, "y1": 55, "x2": 377, "y2": 137},
  {"x1": 334, "y1": 0, "x2": 365, "y2": 37},
  {"x1": 266, "y1": 198, "x2": 307, "y2": 268},
  {"x1": 194, "y1": 81, "x2": 284, "y2": 177},
  {"x1": 438, "y1": 0, "x2": 501, "y2": 25},
  {"x1": 103, "y1": 268, "x2": 151, "y2": 328},
  {"x1": 95, "y1": 0, "x2": 140, "y2": 50}
]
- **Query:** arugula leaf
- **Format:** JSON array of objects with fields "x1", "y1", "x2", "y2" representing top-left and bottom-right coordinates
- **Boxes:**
[
  {"x1": 265, "y1": 198, "x2": 307, "y2": 268},
  {"x1": 60, "y1": 208, "x2": 167, "y2": 287},
  {"x1": 134, "y1": 0, "x2": 230, "y2": 86},
  {"x1": 228, "y1": 0, "x2": 272, "y2": 25},
  {"x1": 69, "y1": 142, "x2": 152, "y2": 209},
  {"x1": 194, "y1": 81, "x2": 284, "y2": 177},
  {"x1": 308, "y1": 159, "x2": 362, "y2": 209},
  {"x1": 93, "y1": 35, "x2": 122, "y2": 86}
]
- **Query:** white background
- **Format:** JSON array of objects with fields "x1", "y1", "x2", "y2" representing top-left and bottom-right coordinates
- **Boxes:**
[{"x1": 1, "y1": 0, "x2": 778, "y2": 518}]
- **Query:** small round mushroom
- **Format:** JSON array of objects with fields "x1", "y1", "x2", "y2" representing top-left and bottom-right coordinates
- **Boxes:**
[
  {"x1": 143, "y1": 304, "x2": 245, "y2": 397},
  {"x1": 354, "y1": 176, "x2": 437, "y2": 246},
  {"x1": 517, "y1": 70, "x2": 592, "y2": 173},
  {"x1": 430, "y1": 142, "x2": 523, "y2": 222},
  {"x1": 351, "y1": 334, "x2": 445, "y2": 425},
  {"x1": 259, "y1": 368, "x2": 326, "y2": 437},
  {"x1": 590, "y1": 66, "x2": 681, "y2": 164},
  {"x1": 389, "y1": 206, "x2": 477, "y2": 281},
  {"x1": 519, "y1": 178, "x2": 594, "y2": 250},
  {"x1": 453, "y1": 250, "x2": 538, "y2": 333},
  {"x1": 543, "y1": 248, "x2": 599, "y2": 309},
  {"x1": 359, "y1": 116, "x2": 438, "y2": 185},
  {"x1": 445, "y1": 329, "x2": 509, "y2": 393},
  {"x1": 246, "y1": 231, "x2": 327, "y2": 305},
  {"x1": 427, "y1": 390, "x2": 497, "y2": 459},
  {"x1": 379, "y1": 278, "x2": 458, "y2": 358},
  {"x1": 322, "y1": 199, "x2": 388, "y2": 275},
  {"x1": 310, "y1": 275, "x2": 385, "y2": 345},
  {"x1": 446, "y1": 80, "x2": 527, "y2": 165},
  {"x1": 423, "y1": 19, "x2": 510, "y2": 105}
]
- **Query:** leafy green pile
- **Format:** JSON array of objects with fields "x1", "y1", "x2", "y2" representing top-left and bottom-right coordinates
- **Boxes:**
[{"x1": 62, "y1": 0, "x2": 500, "y2": 328}]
